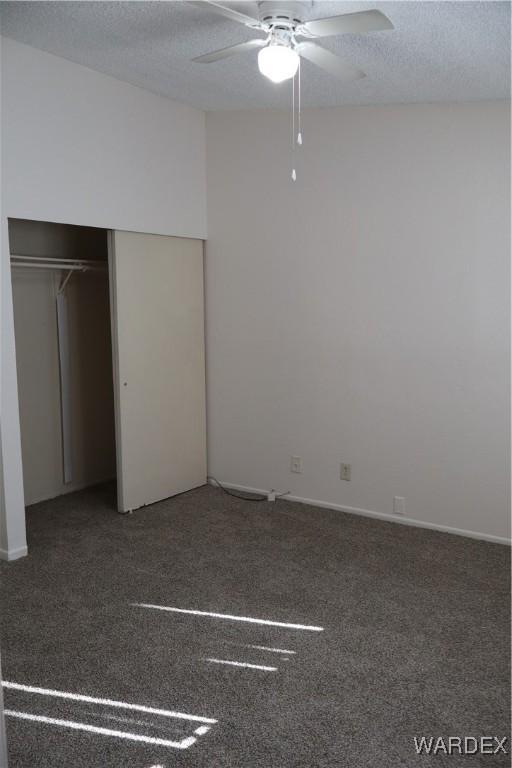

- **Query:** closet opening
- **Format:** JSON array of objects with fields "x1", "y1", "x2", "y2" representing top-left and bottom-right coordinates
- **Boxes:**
[{"x1": 9, "y1": 218, "x2": 117, "y2": 511}]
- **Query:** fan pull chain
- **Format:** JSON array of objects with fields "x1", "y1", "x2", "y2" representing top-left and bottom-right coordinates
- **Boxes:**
[
  {"x1": 291, "y1": 70, "x2": 296, "y2": 181},
  {"x1": 297, "y1": 57, "x2": 302, "y2": 146},
  {"x1": 291, "y1": 60, "x2": 302, "y2": 182}
]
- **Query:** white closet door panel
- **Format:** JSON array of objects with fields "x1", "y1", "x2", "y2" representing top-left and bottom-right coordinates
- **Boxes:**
[{"x1": 109, "y1": 231, "x2": 206, "y2": 512}]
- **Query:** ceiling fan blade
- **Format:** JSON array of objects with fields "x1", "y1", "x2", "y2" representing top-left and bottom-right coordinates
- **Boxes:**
[
  {"x1": 298, "y1": 9, "x2": 393, "y2": 38},
  {"x1": 193, "y1": 38, "x2": 266, "y2": 63},
  {"x1": 190, "y1": 1, "x2": 263, "y2": 29},
  {"x1": 297, "y1": 42, "x2": 365, "y2": 82}
]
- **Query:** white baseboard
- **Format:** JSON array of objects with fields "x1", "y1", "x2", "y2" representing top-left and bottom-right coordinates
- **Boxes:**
[
  {"x1": 208, "y1": 480, "x2": 511, "y2": 546},
  {"x1": 0, "y1": 545, "x2": 28, "y2": 562}
]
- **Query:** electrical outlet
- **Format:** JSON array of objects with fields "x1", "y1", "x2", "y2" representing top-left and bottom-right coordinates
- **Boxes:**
[
  {"x1": 340, "y1": 463, "x2": 351, "y2": 481},
  {"x1": 290, "y1": 456, "x2": 303, "y2": 474},
  {"x1": 393, "y1": 496, "x2": 406, "y2": 516}
]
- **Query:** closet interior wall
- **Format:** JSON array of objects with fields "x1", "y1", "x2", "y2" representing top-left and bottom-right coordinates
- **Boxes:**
[{"x1": 9, "y1": 218, "x2": 116, "y2": 506}]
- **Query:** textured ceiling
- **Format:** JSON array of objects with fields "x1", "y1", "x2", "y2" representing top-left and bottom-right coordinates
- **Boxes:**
[{"x1": 0, "y1": 1, "x2": 509, "y2": 110}]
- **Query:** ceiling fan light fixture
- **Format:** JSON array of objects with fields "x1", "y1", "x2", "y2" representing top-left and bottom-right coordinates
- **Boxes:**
[{"x1": 258, "y1": 44, "x2": 299, "y2": 83}]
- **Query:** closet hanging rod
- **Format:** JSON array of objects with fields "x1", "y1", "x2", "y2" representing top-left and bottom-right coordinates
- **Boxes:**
[
  {"x1": 10, "y1": 254, "x2": 106, "y2": 271},
  {"x1": 10, "y1": 262, "x2": 95, "y2": 271},
  {"x1": 10, "y1": 254, "x2": 106, "y2": 266}
]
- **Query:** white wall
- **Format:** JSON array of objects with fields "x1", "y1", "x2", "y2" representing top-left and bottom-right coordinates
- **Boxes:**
[
  {"x1": 0, "y1": 33, "x2": 27, "y2": 562},
  {"x1": 0, "y1": 37, "x2": 207, "y2": 559},
  {"x1": 1, "y1": 37, "x2": 207, "y2": 237},
  {"x1": 206, "y1": 102, "x2": 510, "y2": 543}
]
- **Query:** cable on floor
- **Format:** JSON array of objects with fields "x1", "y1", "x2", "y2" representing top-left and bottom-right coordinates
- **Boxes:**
[{"x1": 208, "y1": 476, "x2": 289, "y2": 503}]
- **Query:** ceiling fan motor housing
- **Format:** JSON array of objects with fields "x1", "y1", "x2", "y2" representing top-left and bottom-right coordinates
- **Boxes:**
[{"x1": 257, "y1": 1, "x2": 308, "y2": 30}]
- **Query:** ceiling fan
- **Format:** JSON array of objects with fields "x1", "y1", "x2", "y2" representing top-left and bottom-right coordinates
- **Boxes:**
[{"x1": 191, "y1": 1, "x2": 394, "y2": 83}]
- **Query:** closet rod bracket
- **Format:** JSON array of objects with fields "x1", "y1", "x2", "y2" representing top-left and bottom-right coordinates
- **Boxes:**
[{"x1": 58, "y1": 269, "x2": 75, "y2": 295}]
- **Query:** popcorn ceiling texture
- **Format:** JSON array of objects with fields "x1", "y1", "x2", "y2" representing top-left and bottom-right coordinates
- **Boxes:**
[{"x1": 0, "y1": 1, "x2": 509, "y2": 110}]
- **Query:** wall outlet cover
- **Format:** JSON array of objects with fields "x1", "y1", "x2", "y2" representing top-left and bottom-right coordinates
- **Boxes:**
[
  {"x1": 393, "y1": 496, "x2": 406, "y2": 515},
  {"x1": 290, "y1": 456, "x2": 303, "y2": 474},
  {"x1": 340, "y1": 463, "x2": 351, "y2": 481}
]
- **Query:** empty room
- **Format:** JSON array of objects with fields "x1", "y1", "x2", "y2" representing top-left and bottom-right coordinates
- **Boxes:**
[{"x1": 0, "y1": 2, "x2": 510, "y2": 766}]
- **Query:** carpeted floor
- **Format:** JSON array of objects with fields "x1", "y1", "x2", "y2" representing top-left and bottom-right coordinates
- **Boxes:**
[{"x1": 0, "y1": 483, "x2": 509, "y2": 768}]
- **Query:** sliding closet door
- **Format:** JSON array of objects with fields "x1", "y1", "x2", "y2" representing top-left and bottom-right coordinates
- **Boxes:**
[{"x1": 109, "y1": 231, "x2": 206, "y2": 512}]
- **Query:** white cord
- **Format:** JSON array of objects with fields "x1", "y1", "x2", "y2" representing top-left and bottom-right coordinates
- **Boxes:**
[
  {"x1": 291, "y1": 72, "x2": 296, "y2": 181},
  {"x1": 297, "y1": 57, "x2": 302, "y2": 146}
]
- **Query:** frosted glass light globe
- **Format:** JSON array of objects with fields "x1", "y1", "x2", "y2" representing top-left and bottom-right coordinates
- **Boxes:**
[{"x1": 258, "y1": 45, "x2": 299, "y2": 83}]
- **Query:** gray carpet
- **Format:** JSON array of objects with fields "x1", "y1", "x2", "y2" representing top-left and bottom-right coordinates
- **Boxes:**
[{"x1": 0, "y1": 483, "x2": 509, "y2": 767}]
